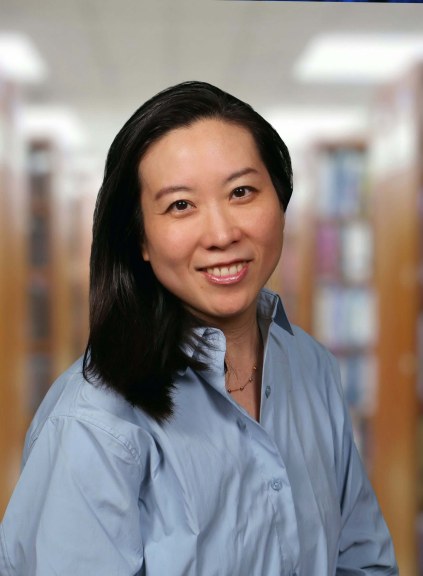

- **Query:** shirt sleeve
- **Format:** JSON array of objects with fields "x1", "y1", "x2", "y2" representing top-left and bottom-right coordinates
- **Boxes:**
[
  {"x1": 329, "y1": 354, "x2": 399, "y2": 575},
  {"x1": 0, "y1": 415, "x2": 144, "y2": 576}
]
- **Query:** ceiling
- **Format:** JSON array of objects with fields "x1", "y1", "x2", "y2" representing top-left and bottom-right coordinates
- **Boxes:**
[{"x1": 1, "y1": 0, "x2": 423, "y2": 161}]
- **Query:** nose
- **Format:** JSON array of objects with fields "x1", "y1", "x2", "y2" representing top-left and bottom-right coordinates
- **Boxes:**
[{"x1": 201, "y1": 205, "x2": 242, "y2": 250}]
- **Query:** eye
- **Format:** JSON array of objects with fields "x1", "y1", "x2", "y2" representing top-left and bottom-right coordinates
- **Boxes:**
[
  {"x1": 231, "y1": 186, "x2": 255, "y2": 199},
  {"x1": 167, "y1": 199, "x2": 192, "y2": 213}
]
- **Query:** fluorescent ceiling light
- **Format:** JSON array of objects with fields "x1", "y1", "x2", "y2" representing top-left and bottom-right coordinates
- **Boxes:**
[
  {"x1": 294, "y1": 33, "x2": 423, "y2": 83},
  {"x1": 22, "y1": 106, "x2": 87, "y2": 149},
  {"x1": 264, "y1": 106, "x2": 367, "y2": 151},
  {"x1": 0, "y1": 32, "x2": 47, "y2": 83}
]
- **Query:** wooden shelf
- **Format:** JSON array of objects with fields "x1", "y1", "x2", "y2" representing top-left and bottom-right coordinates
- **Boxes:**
[
  {"x1": 0, "y1": 116, "x2": 95, "y2": 517},
  {"x1": 0, "y1": 79, "x2": 28, "y2": 518},
  {"x1": 368, "y1": 63, "x2": 423, "y2": 576}
]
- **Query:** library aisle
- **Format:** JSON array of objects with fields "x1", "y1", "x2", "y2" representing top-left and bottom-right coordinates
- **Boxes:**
[{"x1": 1, "y1": 4, "x2": 423, "y2": 574}]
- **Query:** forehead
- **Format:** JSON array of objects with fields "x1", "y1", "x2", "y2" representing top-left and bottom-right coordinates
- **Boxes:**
[{"x1": 139, "y1": 119, "x2": 263, "y2": 183}]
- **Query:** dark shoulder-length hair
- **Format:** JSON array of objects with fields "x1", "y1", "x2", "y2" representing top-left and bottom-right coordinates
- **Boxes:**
[{"x1": 83, "y1": 80, "x2": 293, "y2": 422}]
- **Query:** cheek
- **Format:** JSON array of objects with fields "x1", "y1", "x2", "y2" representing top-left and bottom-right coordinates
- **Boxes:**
[
  {"x1": 258, "y1": 206, "x2": 284, "y2": 249},
  {"x1": 261, "y1": 212, "x2": 285, "y2": 275},
  {"x1": 142, "y1": 222, "x2": 193, "y2": 274}
]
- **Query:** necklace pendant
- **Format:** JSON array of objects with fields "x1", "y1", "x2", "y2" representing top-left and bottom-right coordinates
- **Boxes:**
[{"x1": 224, "y1": 361, "x2": 257, "y2": 395}]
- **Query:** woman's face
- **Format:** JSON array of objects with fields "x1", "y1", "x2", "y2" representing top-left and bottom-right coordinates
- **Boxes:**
[{"x1": 139, "y1": 118, "x2": 284, "y2": 327}]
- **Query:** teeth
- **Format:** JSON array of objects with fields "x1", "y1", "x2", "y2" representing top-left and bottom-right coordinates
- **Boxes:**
[{"x1": 206, "y1": 262, "x2": 246, "y2": 276}]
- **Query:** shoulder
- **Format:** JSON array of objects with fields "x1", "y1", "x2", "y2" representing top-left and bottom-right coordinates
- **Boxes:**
[
  {"x1": 23, "y1": 357, "x2": 154, "y2": 467},
  {"x1": 1, "y1": 361, "x2": 146, "y2": 575}
]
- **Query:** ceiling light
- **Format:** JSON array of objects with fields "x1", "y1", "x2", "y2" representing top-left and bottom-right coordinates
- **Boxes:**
[
  {"x1": 0, "y1": 32, "x2": 47, "y2": 83},
  {"x1": 294, "y1": 33, "x2": 423, "y2": 83},
  {"x1": 265, "y1": 106, "x2": 367, "y2": 151}
]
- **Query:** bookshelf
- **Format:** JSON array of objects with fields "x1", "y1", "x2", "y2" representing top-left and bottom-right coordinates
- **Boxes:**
[
  {"x1": 368, "y1": 62, "x2": 422, "y2": 576},
  {"x1": 0, "y1": 75, "x2": 94, "y2": 519},
  {"x1": 27, "y1": 141, "x2": 53, "y2": 412},
  {"x1": 26, "y1": 138, "x2": 86, "y2": 413},
  {"x1": 0, "y1": 131, "x2": 94, "y2": 518},
  {"x1": 302, "y1": 141, "x2": 377, "y2": 464},
  {"x1": 0, "y1": 78, "x2": 28, "y2": 517}
]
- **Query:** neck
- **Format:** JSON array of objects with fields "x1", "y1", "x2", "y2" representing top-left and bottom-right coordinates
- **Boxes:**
[
  {"x1": 222, "y1": 309, "x2": 263, "y2": 419},
  {"x1": 188, "y1": 297, "x2": 261, "y2": 361},
  {"x1": 223, "y1": 313, "x2": 261, "y2": 366}
]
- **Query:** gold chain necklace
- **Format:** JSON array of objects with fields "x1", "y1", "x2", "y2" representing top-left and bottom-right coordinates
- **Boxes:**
[{"x1": 225, "y1": 363, "x2": 257, "y2": 394}]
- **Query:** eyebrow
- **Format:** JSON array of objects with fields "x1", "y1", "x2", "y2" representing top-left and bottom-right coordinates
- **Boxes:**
[
  {"x1": 153, "y1": 167, "x2": 260, "y2": 202},
  {"x1": 224, "y1": 167, "x2": 259, "y2": 184},
  {"x1": 154, "y1": 185, "x2": 192, "y2": 202}
]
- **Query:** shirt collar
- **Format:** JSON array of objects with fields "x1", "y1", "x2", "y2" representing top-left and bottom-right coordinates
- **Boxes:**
[
  {"x1": 256, "y1": 288, "x2": 293, "y2": 335},
  {"x1": 181, "y1": 289, "x2": 293, "y2": 367}
]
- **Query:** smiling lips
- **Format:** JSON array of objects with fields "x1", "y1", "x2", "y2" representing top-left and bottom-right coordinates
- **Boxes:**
[{"x1": 202, "y1": 261, "x2": 249, "y2": 285}]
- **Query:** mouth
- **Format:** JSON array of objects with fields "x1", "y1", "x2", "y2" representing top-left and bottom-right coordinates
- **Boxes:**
[
  {"x1": 200, "y1": 260, "x2": 249, "y2": 285},
  {"x1": 204, "y1": 261, "x2": 247, "y2": 277}
]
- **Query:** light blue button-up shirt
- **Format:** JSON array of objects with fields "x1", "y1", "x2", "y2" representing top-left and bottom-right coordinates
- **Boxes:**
[{"x1": 0, "y1": 290, "x2": 398, "y2": 575}]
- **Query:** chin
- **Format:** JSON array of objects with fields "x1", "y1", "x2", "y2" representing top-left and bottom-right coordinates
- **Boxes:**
[
  {"x1": 183, "y1": 289, "x2": 260, "y2": 325},
  {"x1": 203, "y1": 299, "x2": 256, "y2": 324}
]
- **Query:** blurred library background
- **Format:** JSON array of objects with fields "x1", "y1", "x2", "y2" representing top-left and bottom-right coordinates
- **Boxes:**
[{"x1": 1, "y1": 1, "x2": 423, "y2": 574}]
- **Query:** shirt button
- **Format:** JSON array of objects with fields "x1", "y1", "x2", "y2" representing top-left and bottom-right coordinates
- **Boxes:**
[
  {"x1": 265, "y1": 386, "x2": 271, "y2": 398},
  {"x1": 270, "y1": 478, "x2": 283, "y2": 491},
  {"x1": 237, "y1": 418, "x2": 247, "y2": 431}
]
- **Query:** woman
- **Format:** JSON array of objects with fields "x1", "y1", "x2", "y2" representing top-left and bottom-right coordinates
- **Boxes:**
[{"x1": 0, "y1": 81, "x2": 397, "y2": 575}]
